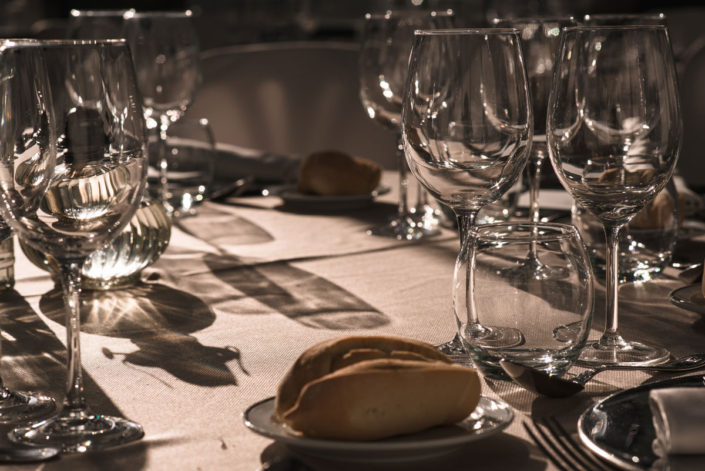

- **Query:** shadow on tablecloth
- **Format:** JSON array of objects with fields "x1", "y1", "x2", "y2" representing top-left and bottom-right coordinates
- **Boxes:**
[{"x1": 38, "y1": 283, "x2": 249, "y2": 388}]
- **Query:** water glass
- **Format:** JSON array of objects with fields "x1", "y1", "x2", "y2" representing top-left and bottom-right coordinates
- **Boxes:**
[{"x1": 456, "y1": 223, "x2": 594, "y2": 380}]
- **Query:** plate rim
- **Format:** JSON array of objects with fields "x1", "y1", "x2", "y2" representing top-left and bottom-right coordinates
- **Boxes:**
[
  {"x1": 577, "y1": 373, "x2": 705, "y2": 470},
  {"x1": 243, "y1": 395, "x2": 513, "y2": 454},
  {"x1": 278, "y1": 184, "x2": 391, "y2": 203},
  {"x1": 669, "y1": 284, "x2": 705, "y2": 314}
]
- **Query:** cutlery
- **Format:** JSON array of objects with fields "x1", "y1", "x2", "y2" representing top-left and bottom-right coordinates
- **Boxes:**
[
  {"x1": 0, "y1": 446, "x2": 59, "y2": 463},
  {"x1": 524, "y1": 418, "x2": 616, "y2": 471},
  {"x1": 500, "y1": 353, "x2": 705, "y2": 398},
  {"x1": 210, "y1": 176, "x2": 257, "y2": 201}
]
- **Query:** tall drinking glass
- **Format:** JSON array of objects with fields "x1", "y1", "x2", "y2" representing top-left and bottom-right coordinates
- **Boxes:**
[
  {"x1": 403, "y1": 29, "x2": 532, "y2": 362},
  {"x1": 1, "y1": 40, "x2": 148, "y2": 452},
  {"x1": 359, "y1": 10, "x2": 453, "y2": 240},
  {"x1": 123, "y1": 11, "x2": 200, "y2": 213},
  {"x1": 0, "y1": 40, "x2": 56, "y2": 423},
  {"x1": 547, "y1": 26, "x2": 681, "y2": 366}
]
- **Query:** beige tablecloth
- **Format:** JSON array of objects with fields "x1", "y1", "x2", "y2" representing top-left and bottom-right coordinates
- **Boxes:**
[{"x1": 2, "y1": 171, "x2": 704, "y2": 470}]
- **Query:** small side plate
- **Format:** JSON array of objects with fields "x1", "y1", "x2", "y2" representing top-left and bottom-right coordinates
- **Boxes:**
[{"x1": 243, "y1": 395, "x2": 513, "y2": 463}]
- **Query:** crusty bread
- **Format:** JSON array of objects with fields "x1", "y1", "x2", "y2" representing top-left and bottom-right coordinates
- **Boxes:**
[
  {"x1": 275, "y1": 336, "x2": 481, "y2": 441},
  {"x1": 297, "y1": 150, "x2": 382, "y2": 196}
]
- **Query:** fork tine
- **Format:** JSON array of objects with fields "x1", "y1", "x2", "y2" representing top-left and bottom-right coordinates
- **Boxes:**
[
  {"x1": 544, "y1": 417, "x2": 617, "y2": 471},
  {"x1": 522, "y1": 420, "x2": 575, "y2": 471}
]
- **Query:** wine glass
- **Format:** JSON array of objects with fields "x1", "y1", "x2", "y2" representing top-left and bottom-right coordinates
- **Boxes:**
[
  {"x1": 0, "y1": 41, "x2": 56, "y2": 423},
  {"x1": 492, "y1": 17, "x2": 576, "y2": 225},
  {"x1": 359, "y1": 10, "x2": 453, "y2": 240},
  {"x1": 547, "y1": 25, "x2": 681, "y2": 366},
  {"x1": 1, "y1": 40, "x2": 148, "y2": 452},
  {"x1": 123, "y1": 10, "x2": 201, "y2": 214},
  {"x1": 402, "y1": 29, "x2": 532, "y2": 362}
]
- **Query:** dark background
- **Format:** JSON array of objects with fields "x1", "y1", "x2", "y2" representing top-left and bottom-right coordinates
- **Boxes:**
[{"x1": 5, "y1": 0, "x2": 702, "y2": 49}]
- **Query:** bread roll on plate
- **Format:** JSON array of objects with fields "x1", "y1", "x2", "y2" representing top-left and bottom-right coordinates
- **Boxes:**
[
  {"x1": 275, "y1": 336, "x2": 482, "y2": 441},
  {"x1": 297, "y1": 151, "x2": 382, "y2": 196}
]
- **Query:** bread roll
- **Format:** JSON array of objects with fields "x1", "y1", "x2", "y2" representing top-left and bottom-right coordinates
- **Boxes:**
[
  {"x1": 275, "y1": 336, "x2": 482, "y2": 440},
  {"x1": 297, "y1": 150, "x2": 382, "y2": 196}
]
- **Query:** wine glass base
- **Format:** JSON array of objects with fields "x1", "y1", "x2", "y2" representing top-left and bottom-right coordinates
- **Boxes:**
[
  {"x1": 367, "y1": 215, "x2": 440, "y2": 240},
  {"x1": 578, "y1": 339, "x2": 670, "y2": 366},
  {"x1": 436, "y1": 334, "x2": 474, "y2": 365},
  {"x1": 0, "y1": 389, "x2": 55, "y2": 424},
  {"x1": 9, "y1": 413, "x2": 144, "y2": 453}
]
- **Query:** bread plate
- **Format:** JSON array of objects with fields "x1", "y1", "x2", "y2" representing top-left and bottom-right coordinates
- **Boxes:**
[
  {"x1": 243, "y1": 395, "x2": 513, "y2": 463},
  {"x1": 669, "y1": 285, "x2": 705, "y2": 315},
  {"x1": 278, "y1": 185, "x2": 390, "y2": 212}
]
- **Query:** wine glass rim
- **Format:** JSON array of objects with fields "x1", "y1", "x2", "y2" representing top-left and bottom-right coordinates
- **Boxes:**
[
  {"x1": 492, "y1": 16, "x2": 577, "y2": 25},
  {"x1": 123, "y1": 10, "x2": 194, "y2": 19},
  {"x1": 364, "y1": 9, "x2": 455, "y2": 20},
  {"x1": 3, "y1": 38, "x2": 127, "y2": 49},
  {"x1": 563, "y1": 24, "x2": 667, "y2": 32},
  {"x1": 471, "y1": 222, "x2": 579, "y2": 241},
  {"x1": 414, "y1": 28, "x2": 520, "y2": 36},
  {"x1": 583, "y1": 12, "x2": 666, "y2": 20},
  {"x1": 70, "y1": 8, "x2": 134, "y2": 17}
]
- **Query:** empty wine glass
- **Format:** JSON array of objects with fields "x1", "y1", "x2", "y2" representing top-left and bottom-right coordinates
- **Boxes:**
[
  {"x1": 547, "y1": 25, "x2": 681, "y2": 366},
  {"x1": 402, "y1": 29, "x2": 532, "y2": 362},
  {"x1": 359, "y1": 10, "x2": 453, "y2": 240},
  {"x1": 492, "y1": 17, "x2": 576, "y2": 225},
  {"x1": 0, "y1": 41, "x2": 56, "y2": 423},
  {"x1": 1, "y1": 40, "x2": 148, "y2": 452},
  {"x1": 123, "y1": 10, "x2": 201, "y2": 214}
]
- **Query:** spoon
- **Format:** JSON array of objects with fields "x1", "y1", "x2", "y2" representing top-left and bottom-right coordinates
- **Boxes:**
[
  {"x1": 500, "y1": 353, "x2": 705, "y2": 398},
  {"x1": 0, "y1": 446, "x2": 59, "y2": 463}
]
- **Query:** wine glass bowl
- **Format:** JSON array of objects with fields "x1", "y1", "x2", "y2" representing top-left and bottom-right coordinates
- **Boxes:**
[
  {"x1": 547, "y1": 25, "x2": 681, "y2": 366},
  {"x1": 402, "y1": 28, "x2": 532, "y2": 362},
  {"x1": 0, "y1": 39, "x2": 147, "y2": 453},
  {"x1": 123, "y1": 10, "x2": 200, "y2": 131}
]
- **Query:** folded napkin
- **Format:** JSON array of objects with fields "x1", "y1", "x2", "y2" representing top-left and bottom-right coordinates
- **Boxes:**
[
  {"x1": 650, "y1": 387, "x2": 705, "y2": 456},
  {"x1": 213, "y1": 142, "x2": 300, "y2": 184}
]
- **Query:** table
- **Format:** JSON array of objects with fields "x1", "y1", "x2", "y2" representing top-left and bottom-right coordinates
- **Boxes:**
[{"x1": 3, "y1": 171, "x2": 704, "y2": 470}]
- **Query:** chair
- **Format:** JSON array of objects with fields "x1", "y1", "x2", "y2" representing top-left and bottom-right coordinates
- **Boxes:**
[{"x1": 190, "y1": 41, "x2": 397, "y2": 169}]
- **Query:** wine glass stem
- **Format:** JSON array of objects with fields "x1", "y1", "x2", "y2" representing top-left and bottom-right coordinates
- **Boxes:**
[
  {"x1": 527, "y1": 148, "x2": 543, "y2": 224},
  {"x1": 58, "y1": 259, "x2": 87, "y2": 414},
  {"x1": 602, "y1": 222, "x2": 624, "y2": 344},
  {"x1": 457, "y1": 209, "x2": 479, "y2": 325},
  {"x1": 395, "y1": 132, "x2": 410, "y2": 219}
]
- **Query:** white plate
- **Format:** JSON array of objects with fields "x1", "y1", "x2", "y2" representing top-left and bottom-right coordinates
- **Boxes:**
[
  {"x1": 278, "y1": 185, "x2": 390, "y2": 212},
  {"x1": 578, "y1": 374, "x2": 705, "y2": 470},
  {"x1": 670, "y1": 285, "x2": 705, "y2": 315},
  {"x1": 243, "y1": 395, "x2": 513, "y2": 463}
]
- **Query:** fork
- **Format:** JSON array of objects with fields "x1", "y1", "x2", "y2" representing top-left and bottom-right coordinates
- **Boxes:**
[{"x1": 524, "y1": 417, "x2": 618, "y2": 471}]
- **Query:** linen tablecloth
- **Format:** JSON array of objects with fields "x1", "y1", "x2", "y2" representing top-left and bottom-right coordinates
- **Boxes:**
[{"x1": 1, "y1": 171, "x2": 704, "y2": 470}]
